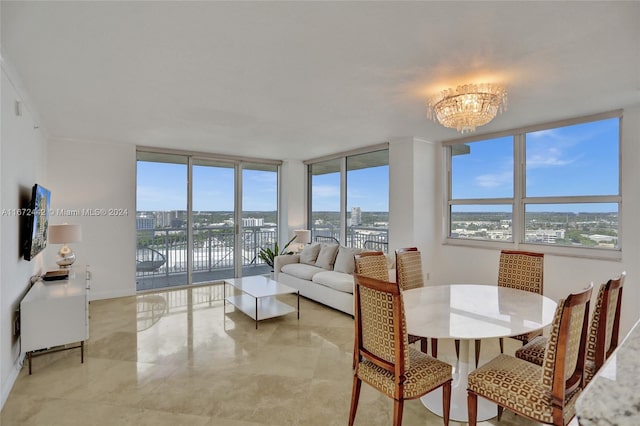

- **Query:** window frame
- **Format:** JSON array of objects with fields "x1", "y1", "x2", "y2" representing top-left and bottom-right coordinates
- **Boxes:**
[
  {"x1": 443, "y1": 110, "x2": 622, "y2": 260},
  {"x1": 305, "y1": 143, "x2": 389, "y2": 252}
]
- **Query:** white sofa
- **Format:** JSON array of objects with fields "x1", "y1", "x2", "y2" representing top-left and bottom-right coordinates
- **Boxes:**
[{"x1": 274, "y1": 243, "x2": 393, "y2": 316}]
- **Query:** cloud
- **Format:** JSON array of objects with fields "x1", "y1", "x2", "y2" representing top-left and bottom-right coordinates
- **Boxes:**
[
  {"x1": 526, "y1": 127, "x2": 586, "y2": 169},
  {"x1": 475, "y1": 171, "x2": 511, "y2": 188},
  {"x1": 312, "y1": 184, "x2": 340, "y2": 198},
  {"x1": 527, "y1": 145, "x2": 581, "y2": 169}
]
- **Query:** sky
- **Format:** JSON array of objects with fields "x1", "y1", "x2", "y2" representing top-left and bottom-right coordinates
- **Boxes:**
[
  {"x1": 137, "y1": 117, "x2": 618, "y2": 214},
  {"x1": 137, "y1": 162, "x2": 390, "y2": 212},
  {"x1": 452, "y1": 117, "x2": 619, "y2": 213},
  {"x1": 137, "y1": 163, "x2": 279, "y2": 211}
]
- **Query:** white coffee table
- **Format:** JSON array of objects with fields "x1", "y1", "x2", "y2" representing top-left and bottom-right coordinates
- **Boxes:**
[{"x1": 223, "y1": 275, "x2": 299, "y2": 329}]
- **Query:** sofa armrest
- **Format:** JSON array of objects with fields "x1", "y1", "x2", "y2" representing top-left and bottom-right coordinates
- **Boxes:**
[{"x1": 274, "y1": 254, "x2": 300, "y2": 276}]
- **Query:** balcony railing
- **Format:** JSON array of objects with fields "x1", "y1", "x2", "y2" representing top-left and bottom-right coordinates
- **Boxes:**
[
  {"x1": 137, "y1": 225, "x2": 389, "y2": 278},
  {"x1": 136, "y1": 226, "x2": 278, "y2": 278}
]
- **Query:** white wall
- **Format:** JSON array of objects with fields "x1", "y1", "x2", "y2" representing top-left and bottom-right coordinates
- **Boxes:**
[
  {"x1": 0, "y1": 67, "x2": 47, "y2": 407},
  {"x1": 279, "y1": 160, "x2": 306, "y2": 244},
  {"x1": 45, "y1": 139, "x2": 137, "y2": 301}
]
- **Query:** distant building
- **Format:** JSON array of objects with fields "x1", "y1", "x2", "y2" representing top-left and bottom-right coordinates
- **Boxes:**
[
  {"x1": 525, "y1": 229, "x2": 565, "y2": 244},
  {"x1": 351, "y1": 207, "x2": 362, "y2": 226},
  {"x1": 243, "y1": 217, "x2": 264, "y2": 227},
  {"x1": 136, "y1": 215, "x2": 155, "y2": 230}
]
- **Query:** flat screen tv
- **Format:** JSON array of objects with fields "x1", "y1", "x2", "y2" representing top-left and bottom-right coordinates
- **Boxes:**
[{"x1": 23, "y1": 184, "x2": 51, "y2": 261}]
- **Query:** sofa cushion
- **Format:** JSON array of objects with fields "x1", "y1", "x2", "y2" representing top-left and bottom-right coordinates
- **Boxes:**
[
  {"x1": 315, "y1": 243, "x2": 340, "y2": 270},
  {"x1": 312, "y1": 270, "x2": 355, "y2": 294},
  {"x1": 333, "y1": 246, "x2": 363, "y2": 274},
  {"x1": 300, "y1": 243, "x2": 321, "y2": 265},
  {"x1": 281, "y1": 263, "x2": 324, "y2": 281}
]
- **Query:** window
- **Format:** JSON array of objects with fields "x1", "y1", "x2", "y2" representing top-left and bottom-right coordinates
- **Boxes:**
[
  {"x1": 446, "y1": 113, "x2": 621, "y2": 252},
  {"x1": 136, "y1": 150, "x2": 281, "y2": 291},
  {"x1": 346, "y1": 151, "x2": 389, "y2": 252},
  {"x1": 309, "y1": 159, "x2": 341, "y2": 244},
  {"x1": 307, "y1": 146, "x2": 389, "y2": 252}
]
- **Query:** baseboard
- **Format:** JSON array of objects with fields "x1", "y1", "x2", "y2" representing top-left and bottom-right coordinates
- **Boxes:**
[
  {"x1": 1, "y1": 352, "x2": 25, "y2": 411},
  {"x1": 88, "y1": 287, "x2": 136, "y2": 301}
]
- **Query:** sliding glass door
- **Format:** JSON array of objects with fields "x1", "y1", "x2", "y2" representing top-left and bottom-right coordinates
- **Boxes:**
[
  {"x1": 242, "y1": 163, "x2": 279, "y2": 276},
  {"x1": 136, "y1": 153, "x2": 189, "y2": 291},
  {"x1": 136, "y1": 151, "x2": 280, "y2": 291},
  {"x1": 192, "y1": 159, "x2": 236, "y2": 284}
]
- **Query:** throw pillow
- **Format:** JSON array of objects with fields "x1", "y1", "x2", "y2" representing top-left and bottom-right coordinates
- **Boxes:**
[
  {"x1": 333, "y1": 246, "x2": 363, "y2": 274},
  {"x1": 299, "y1": 243, "x2": 321, "y2": 265},
  {"x1": 315, "y1": 243, "x2": 340, "y2": 270}
]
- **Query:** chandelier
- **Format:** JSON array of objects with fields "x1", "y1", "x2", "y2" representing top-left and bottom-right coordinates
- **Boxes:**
[{"x1": 427, "y1": 83, "x2": 507, "y2": 134}]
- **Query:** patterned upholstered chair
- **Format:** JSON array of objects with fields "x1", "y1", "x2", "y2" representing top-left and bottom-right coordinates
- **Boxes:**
[
  {"x1": 497, "y1": 250, "x2": 545, "y2": 353},
  {"x1": 516, "y1": 272, "x2": 625, "y2": 385},
  {"x1": 467, "y1": 283, "x2": 593, "y2": 426},
  {"x1": 349, "y1": 273, "x2": 453, "y2": 426},
  {"x1": 447, "y1": 250, "x2": 544, "y2": 368},
  {"x1": 395, "y1": 247, "x2": 432, "y2": 354},
  {"x1": 354, "y1": 251, "x2": 389, "y2": 281},
  {"x1": 353, "y1": 252, "x2": 391, "y2": 368}
]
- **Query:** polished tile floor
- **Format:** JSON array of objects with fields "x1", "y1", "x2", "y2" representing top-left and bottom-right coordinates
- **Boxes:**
[{"x1": 2, "y1": 284, "x2": 547, "y2": 425}]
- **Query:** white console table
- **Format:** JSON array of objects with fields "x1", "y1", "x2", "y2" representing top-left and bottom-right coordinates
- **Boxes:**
[{"x1": 20, "y1": 268, "x2": 90, "y2": 374}]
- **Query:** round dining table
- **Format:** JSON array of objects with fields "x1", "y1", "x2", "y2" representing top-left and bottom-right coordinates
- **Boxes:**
[{"x1": 403, "y1": 284, "x2": 557, "y2": 422}]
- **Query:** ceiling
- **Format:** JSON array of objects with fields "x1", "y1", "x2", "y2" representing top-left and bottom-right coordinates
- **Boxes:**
[{"x1": 2, "y1": 1, "x2": 639, "y2": 161}]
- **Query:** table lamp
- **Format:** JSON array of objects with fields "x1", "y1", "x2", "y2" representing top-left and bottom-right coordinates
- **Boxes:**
[
  {"x1": 48, "y1": 223, "x2": 82, "y2": 268},
  {"x1": 293, "y1": 229, "x2": 311, "y2": 252}
]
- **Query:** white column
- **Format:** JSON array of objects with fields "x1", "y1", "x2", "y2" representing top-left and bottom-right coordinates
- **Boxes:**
[
  {"x1": 279, "y1": 159, "x2": 306, "y2": 244},
  {"x1": 388, "y1": 137, "x2": 438, "y2": 280}
]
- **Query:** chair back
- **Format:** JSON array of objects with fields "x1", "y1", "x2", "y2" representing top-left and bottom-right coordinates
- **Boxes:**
[
  {"x1": 395, "y1": 247, "x2": 424, "y2": 290},
  {"x1": 541, "y1": 283, "x2": 593, "y2": 423},
  {"x1": 354, "y1": 251, "x2": 389, "y2": 281},
  {"x1": 587, "y1": 272, "x2": 625, "y2": 369},
  {"x1": 498, "y1": 250, "x2": 544, "y2": 294},
  {"x1": 353, "y1": 273, "x2": 410, "y2": 374}
]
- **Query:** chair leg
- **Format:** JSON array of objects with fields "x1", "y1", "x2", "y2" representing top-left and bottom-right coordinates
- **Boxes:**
[
  {"x1": 442, "y1": 380, "x2": 452, "y2": 426},
  {"x1": 421, "y1": 338, "x2": 428, "y2": 354},
  {"x1": 431, "y1": 338, "x2": 438, "y2": 358},
  {"x1": 352, "y1": 340, "x2": 357, "y2": 369},
  {"x1": 454, "y1": 339, "x2": 460, "y2": 359},
  {"x1": 474, "y1": 339, "x2": 481, "y2": 368},
  {"x1": 348, "y1": 376, "x2": 362, "y2": 426},
  {"x1": 499, "y1": 337, "x2": 504, "y2": 353},
  {"x1": 497, "y1": 405, "x2": 504, "y2": 421},
  {"x1": 393, "y1": 398, "x2": 404, "y2": 426},
  {"x1": 467, "y1": 391, "x2": 477, "y2": 426}
]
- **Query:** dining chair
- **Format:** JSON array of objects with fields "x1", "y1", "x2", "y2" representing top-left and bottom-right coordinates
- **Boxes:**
[
  {"x1": 467, "y1": 283, "x2": 593, "y2": 426},
  {"x1": 515, "y1": 272, "x2": 625, "y2": 386},
  {"x1": 354, "y1": 251, "x2": 389, "y2": 281},
  {"x1": 353, "y1": 251, "x2": 391, "y2": 368},
  {"x1": 497, "y1": 250, "x2": 545, "y2": 352},
  {"x1": 395, "y1": 247, "x2": 433, "y2": 355},
  {"x1": 449, "y1": 250, "x2": 544, "y2": 368},
  {"x1": 349, "y1": 273, "x2": 453, "y2": 426}
]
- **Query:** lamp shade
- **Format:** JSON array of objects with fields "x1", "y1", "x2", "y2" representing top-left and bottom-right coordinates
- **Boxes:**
[
  {"x1": 294, "y1": 229, "x2": 311, "y2": 244},
  {"x1": 48, "y1": 224, "x2": 82, "y2": 244}
]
